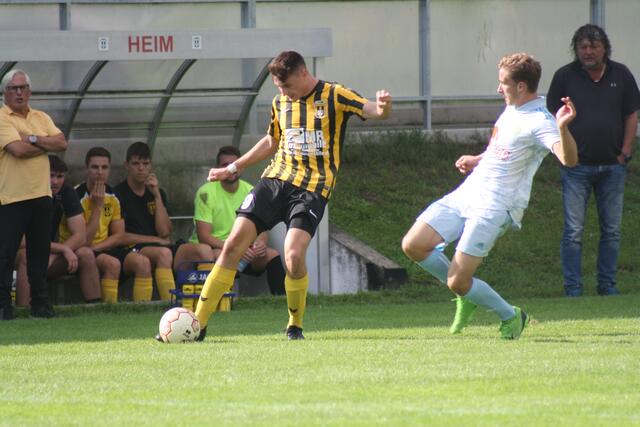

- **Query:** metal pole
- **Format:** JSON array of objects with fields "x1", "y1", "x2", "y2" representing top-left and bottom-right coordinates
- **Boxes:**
[
  {"x1": 590, "y1": 0, "x2": 605, "y2": 27},
  {"x1": 419, "y1": 0, "x2": 431, "y2": 130},
  {"x1": 241, "y1": 0, "x2": 259, "y2": 136},
  {"x1": 59, "y1": 1, "x2": 70, "y2": 30}
]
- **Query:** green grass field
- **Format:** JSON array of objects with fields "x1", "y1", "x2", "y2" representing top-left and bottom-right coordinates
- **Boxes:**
[{"x1": 1, "y1": 293, "x2": 639, "y2": 426}]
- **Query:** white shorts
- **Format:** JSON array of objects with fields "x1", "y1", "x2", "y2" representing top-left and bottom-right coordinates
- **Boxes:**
[{"x1": 416, "y1": 198, "x2": 513, "y2": 257}]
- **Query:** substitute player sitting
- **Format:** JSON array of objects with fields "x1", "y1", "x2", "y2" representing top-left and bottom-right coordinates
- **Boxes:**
[
  {"x1": 15, "y1": 155, "x2": 101, "y2": 305},
  {"x1": 115, "y1": 141, "x2": 212, "y2": 301},
  {"x1": 186, "y1": 145, "x2": 286, "y2": 296},
  {"x1": 402, "y1": 53, "x2": 578, "y2": 339},
  {"x1": 160, "y1": 50, "x2": 392, "y2": 342},
  {"x1": 75, "y1": 147, "x2": 153, "y2": 303}
]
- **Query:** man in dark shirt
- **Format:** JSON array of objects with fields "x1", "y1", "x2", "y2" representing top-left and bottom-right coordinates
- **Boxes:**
[
  {"x1": 14, "y1": 155, "x2": 101, "y2": 305},
  {"x1": 115, "y1": 142, "x2": 210, "y2": 301},
  {"x1": 547, "y1": 24, "x2": 640, "y2": 297}
]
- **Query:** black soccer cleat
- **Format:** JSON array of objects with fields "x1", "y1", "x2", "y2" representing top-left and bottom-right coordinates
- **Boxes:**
[
  {"x1": 30, "y1": 304, "x2": 56, "y2": 319},
  {"x1": 195, "y1": 326, "x2": 207, "y2": 342},
  {"x1": 1, "y1": 305, "x2": 14, "y2": 321},
  {"x1": 155, "y1": 334, "x2": 165, "y2": 343},
  {"x1": 286, "y1": 325, "x2": 305, "y2": 340}
]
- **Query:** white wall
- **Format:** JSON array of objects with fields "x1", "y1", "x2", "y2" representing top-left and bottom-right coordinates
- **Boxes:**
[
  {"x1": 2, "y1": 0, "x2": 638, "y2": 102},
  {"x1": 431, "y1": 0, "x2": 590, "y2": 96}
]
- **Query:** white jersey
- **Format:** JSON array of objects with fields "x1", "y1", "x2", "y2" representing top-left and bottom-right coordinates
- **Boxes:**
[{"x1": 443, "y1": 97, "x2": 559, "y2": 227}]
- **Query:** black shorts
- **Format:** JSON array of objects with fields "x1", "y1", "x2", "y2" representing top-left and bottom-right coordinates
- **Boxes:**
[
  {"x1": 94, "y1": 247, "x2": 134, "y2": 265},
  {"x1": 237, "y1": 178, "x2": 327, "y2": 237},
  {"x1": 131, "y1": 242, "x2": 181, "y2": 258}
]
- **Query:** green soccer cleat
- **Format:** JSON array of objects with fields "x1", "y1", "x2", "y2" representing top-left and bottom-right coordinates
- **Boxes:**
[
  {"x1": 450, "y1": 296, "x2": 478, "y2": 334},
  {"x1": 499, "y1": 306, "x2": 530, "y2": 340}
]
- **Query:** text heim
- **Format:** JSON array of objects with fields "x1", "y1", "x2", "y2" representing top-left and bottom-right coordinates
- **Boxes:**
[{"x1": 128, "y1": 35, "x2": 174, "y2": 53}]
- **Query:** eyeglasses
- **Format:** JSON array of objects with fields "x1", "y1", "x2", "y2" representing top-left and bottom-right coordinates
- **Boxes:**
[{"x1": 5, "y1": 85, "x2": 30, "y2": 93}]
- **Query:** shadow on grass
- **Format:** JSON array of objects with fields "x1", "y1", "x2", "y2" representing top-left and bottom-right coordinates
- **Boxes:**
[{"x1": 1, "y1": 292, "x2": 638, "y2": 346}]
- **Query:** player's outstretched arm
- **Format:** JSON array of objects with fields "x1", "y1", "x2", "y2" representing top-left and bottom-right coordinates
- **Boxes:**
[
  {"x1": 363, "y1": 90, "x2": 392, "y2": 119},
  {"x1": 553, "y1": 97, "x2": 578, "y2": 167},
  {"x1": 208, "y1": 135, "x2": 278, "y2": 182}
]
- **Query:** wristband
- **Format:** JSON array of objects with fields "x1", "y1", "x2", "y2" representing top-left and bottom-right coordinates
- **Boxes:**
[{"x1": 226, "y1": 162, "x2": 238, "y2": 174}]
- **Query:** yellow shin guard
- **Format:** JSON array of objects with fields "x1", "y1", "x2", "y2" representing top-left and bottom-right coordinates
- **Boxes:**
[
  {"x1": 133, "y1": 277, "x2": 153, "y2": 302},
  {"x1": 285, "y1": 274, "x2": 308, "y2": 328},
  {"x1": 101, "y1": 278, "x2": 118, "y2": 303},
  {"x1": 194, "y1": 264, "x2": 236, "y2": 328},
  {"x1": 155, "y1": 268, "x2": 175, "y2": 300}
]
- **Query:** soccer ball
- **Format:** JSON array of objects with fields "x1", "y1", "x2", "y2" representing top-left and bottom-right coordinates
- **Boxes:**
[{"x1": 158, "y1": 307, "x2": 201, "y2": 343}]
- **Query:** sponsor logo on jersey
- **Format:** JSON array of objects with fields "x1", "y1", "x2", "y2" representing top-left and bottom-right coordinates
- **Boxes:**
[{"x1": 285, "y1": 128, "x2": 325, "y2": 157}]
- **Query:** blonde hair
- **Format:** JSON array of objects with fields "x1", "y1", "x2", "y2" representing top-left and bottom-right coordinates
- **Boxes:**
[{"x1": 498, "y1": 53, "x2": 541, "y2": 93}]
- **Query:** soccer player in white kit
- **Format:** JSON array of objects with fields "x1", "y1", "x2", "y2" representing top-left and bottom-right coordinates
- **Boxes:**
[{"x1": 402, "y1": 53, "x2": 578, "y2": 339}]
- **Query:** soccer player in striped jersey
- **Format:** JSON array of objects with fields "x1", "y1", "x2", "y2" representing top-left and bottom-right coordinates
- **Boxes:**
[
  {"x1": 402, "y1": 53, "x2": 578, "y2": 339},
  {"x1": 184, "y1": 50, "x2": 391, "y2": 341}
]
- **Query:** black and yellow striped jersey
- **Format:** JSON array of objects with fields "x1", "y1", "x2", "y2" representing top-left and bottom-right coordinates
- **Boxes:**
[{"x1": 262, "y1": 80, "x2": 368, "y2": 199}]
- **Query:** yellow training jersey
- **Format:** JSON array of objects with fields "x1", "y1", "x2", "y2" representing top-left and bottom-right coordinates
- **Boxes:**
[
  {"x1": 59, "y1": 182, "x2": 122, "y2": 245},
  {"x1": 262, "y1": 80, "x2": 367, "y2": 199}
]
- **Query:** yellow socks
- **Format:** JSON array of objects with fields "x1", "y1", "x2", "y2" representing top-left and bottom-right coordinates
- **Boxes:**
[
  {"x1": 285, "y1": 274, "x2": 308, "y2": 328},
  {"x1": 101, "y1": 278, "x2": 118, "y2": 303},
  {"x1": 133, "y1": 277, "x2": 153, "y2": 302},
  {"x1": 195, "y1": 264, "x2": 236, "y2": 328},
  {"x1": 155, "y1": 268, "x2": 175, "y2": 300}
]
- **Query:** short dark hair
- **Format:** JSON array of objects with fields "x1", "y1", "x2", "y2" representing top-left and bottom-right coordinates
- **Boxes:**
[
  {"x1": 216, "y1": 145, "x2": 241, "y2": 166},
  {"x1": 49, "y1": 155, "x2": 68, "y2": 173},
  {"x1": 85, "y1": 146, "x2": 111, "y2": 166},
  {"x1": 126, "y1": 141, "x2": 151, "y2": 161},
  {"x1": 268, "y1": 51, "x2": 307, "y2": 82},
  {"x1": 571, "y1": 24, "x2": 611, "y2": 60},
  {"x1": 498, "y1": 52, "x2": 542, "y2": 93}
]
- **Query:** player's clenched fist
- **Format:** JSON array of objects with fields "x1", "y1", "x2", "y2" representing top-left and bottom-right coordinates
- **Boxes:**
[
  {"x1": 376, "y1": 90, "x2": 392, "y2": 117},
  {"x1": 207, "y1": 167, "x2": 228, "y2": 182}
]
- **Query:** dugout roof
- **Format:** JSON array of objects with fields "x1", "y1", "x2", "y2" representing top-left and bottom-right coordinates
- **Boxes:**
[{"x1": 0, "y1": 28, "x2": 331, "y2": 150}]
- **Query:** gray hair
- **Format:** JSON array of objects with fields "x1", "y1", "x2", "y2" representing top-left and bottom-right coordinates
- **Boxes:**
[{"x1": 1, "y1": 69, "x2": 32, "y2": 93}]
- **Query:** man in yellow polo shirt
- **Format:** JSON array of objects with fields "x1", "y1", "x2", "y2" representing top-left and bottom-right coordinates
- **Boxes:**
[{"x1": 0, "y1": 69, "x2": 68, "y2": 320}]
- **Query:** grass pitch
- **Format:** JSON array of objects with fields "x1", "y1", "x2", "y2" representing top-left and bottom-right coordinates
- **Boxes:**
[
  {"x1": 1, "y1": 293, "x2": 639, "y2": 426},
  {"x1": 2, "y1": 131, "x2": 639, "y2": 426}
]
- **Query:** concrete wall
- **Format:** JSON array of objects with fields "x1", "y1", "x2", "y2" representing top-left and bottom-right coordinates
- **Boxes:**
[
  {"x1": 3, "y1": 1, "x2": 639, "y2": 105},
  {"x1": 3, "y1": 1, "x2": 639, "y2": 131}
]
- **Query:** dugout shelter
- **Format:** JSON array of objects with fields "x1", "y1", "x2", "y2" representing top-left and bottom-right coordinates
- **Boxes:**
[{"x1": 0, "y1": 27, "x2": 336, "y2": 294}]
